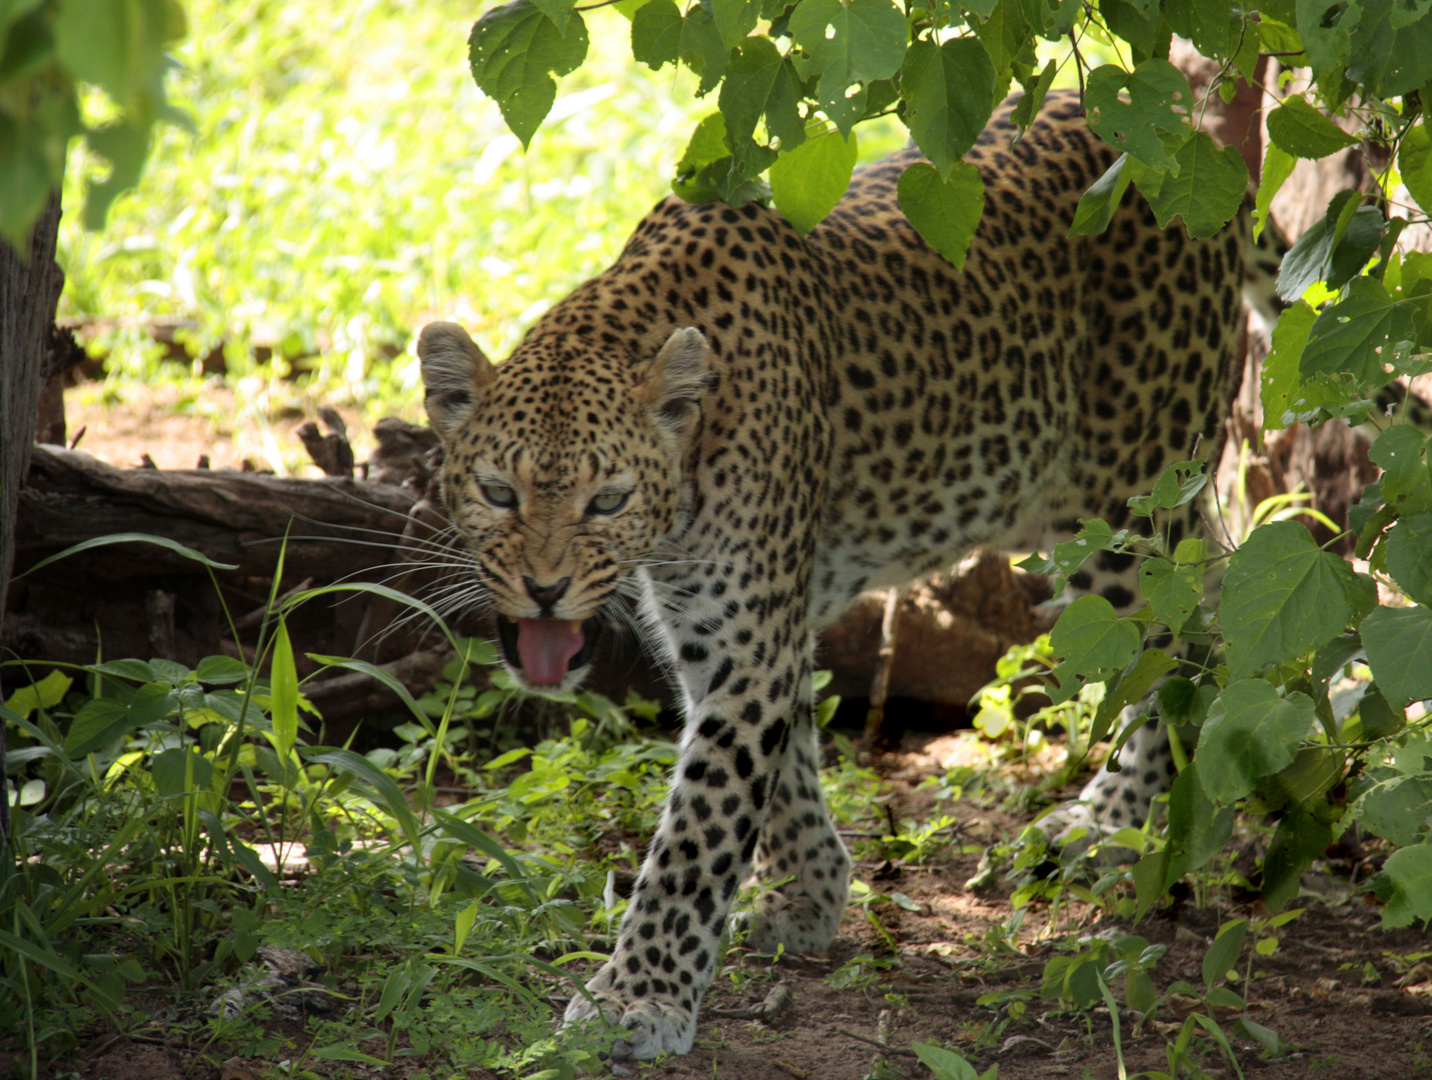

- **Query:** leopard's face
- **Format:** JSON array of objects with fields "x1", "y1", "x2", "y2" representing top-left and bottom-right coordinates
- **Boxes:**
[{"x1": 417, "y1": 321, "x2": 707, "y2": 691}]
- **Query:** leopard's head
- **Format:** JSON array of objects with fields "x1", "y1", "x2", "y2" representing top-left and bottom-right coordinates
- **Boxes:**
[{"x1": 417, "y1": 320, "x2": 708, "y2": 691}]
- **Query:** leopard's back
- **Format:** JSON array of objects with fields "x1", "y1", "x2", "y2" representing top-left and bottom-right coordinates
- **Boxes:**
[{"x1": 803, "y1": 92, "x2": 1247, "y2": 621}]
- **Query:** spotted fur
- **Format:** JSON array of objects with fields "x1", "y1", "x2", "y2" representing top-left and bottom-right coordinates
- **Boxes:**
[{"x1": 419, "y1": 92, "x2": 1264, "y2": 1058}]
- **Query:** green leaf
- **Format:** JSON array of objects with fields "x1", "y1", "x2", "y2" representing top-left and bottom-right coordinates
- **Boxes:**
[
  {"x1": 89, "y1": 658, "x2": 158, "y2": 683},
  {"x1": 1010, "y1": 58, "x2": 1057, "y2": 135},
  {"x1": 1197, "y1": 680, "x2": 1317, "y2": 804},
  {"x1": 672, "y1": 112, "x2": 731, "y2": 201},
  {"x1": 0, "y1": 114, "x2": 61, "y2": 251},
  {"x1": 19, "y1": 531, "x2": 238, "y2": 579},
  {"x1": 1273, "y1": 192, "x2": 1383, "y2": 300},
  {"x1": 789, "y1": 0, "x2": 908, "y2": 136},
  {"x1": 1127, "y1": 459, "x2": 1207, "y2": 517},
  {"x1": 4, "y1": 670, "x2": 71, "y2": 720},
  {"x1": 1069, "y1": 153, "x2": 1134, "y2": 237},
  {"x1": 1084, "y1": 59, "x2": 1195, "y2": 173},
  {"x1": 1380, "y1": 843, "x2": 1432, "y2": 927},
  {"x1": 1326, "y1": 202, "x2": 1386, "y2": 291},
  {"x1": 1276, "y1": 213, "x2": 1335, "y2": 302},
  {"x1": 1359, "y1": 775, "x2": 1432, "y2": 846},
  {"x1": 631, "y1": 0, "x2": 683, "y2": 67},
  {"x1": 1221, "y1": 520, "x2": 1355, "y2": 677},
  {"x1": 1019, "y1": 0, "x2": 1081, "y2": 39},
  {"x1": 270, "y1": 619, "x2": 300, "y2": 761},
  {"x1": 531, "y1": 0, "x2": 577, "y2": 32},
  {"x1": 910, "y1": 1041, "x2": 981, "y2": 1080},
  {"x1": 1301, "y1": 277, "x2": 1415, "y2": 385},
  {"x1": 668, "y1": 112, "x2": 771, "y2": 205},
  {"x1": 1396, "y1": 731, "x2": 1432, "y2": 774},
  {"x1": 974, "y1": 0, "x2": 1032, "y2": 72},
  {"x1": 469, "y1": 0, "x2": 589, "y2": 149},
  {"x1": 1369, "y1": 424, "x2": 1432, "y2": 506},
  {"x1": 896, "y1": 160, "x2": 985, "y2": 269},
  {"x1": 308, "y1": 654, "x2": 434, "y2": 735},
  {"x1": 1296, "y1": 0, "x2": 1354, "y2": 84},
  {"x1": 1101, "y1": 0, "x2": 1163, "y2": 57},
  {"x1": 710, "y1": 0, "x2": 759, "y2": 49},
  {"x1": 1260, "y1": 301, "x2": 1319, "y2": 432},
  {"x1": 1358, "y1": 684, "x2": 1406, "y2": 738},
  {"x1": 1018, "y1": 518, "x2": 1123, "y2": 588},
  {"x1": 1361, "y1": 603, "x2": 1432, "y2": 707},
  {"x1": 674, "y1": 5, "x2": 731, "y2": 95},
  {"x1": 529, "y1": 0, "x2": 572, "y2": 30},
  {"x1": 432, "y1": 809, "x2": 541, "y2": 902},
  {"x1": 151, "y1": 746, "x2": 213, "y2": 797},
  {"x1": 194, "y1": 655, "x2": 250, "y2": 685},
  {"x1": 1135, "y1": 131, "x2": 1249, "y2": 238},
  {"x1": 1262, "y1": 809, "x2": 1332, "y2": 910},
  {"x1": 899, "y1": 38, "x2": 997, "y2": 176},
  {"x1": 1163, "y1": 0, "x2": 1233, "y2": 56},
  {"x1": 199, "y1": 809, "x2": 279, "y2": 893},
  {"x1": 1268, "y1": 744, "x2": 1346, "y2": 809},
  {"x1": 720, "y1": 37, "x2": 806, "y2": 154},
  {"x1": 1201, "y1": 919, "x2": 1247, "y2": 988},
  {"x1": 54, "y1": 0, "x2": 171, "y2": 110},
  {"x1": 83, "y1": 119, "x2": 155, "y2": 231},
  {"x1": 1165, "y1": 763, "x2": 1235, "y2": 882},
  {"x1": 1093, "y1": 648, "x2": 1178, "y2": 746},
  {"x1": 1139, "y1": 553, "x2": 1202, "y2": 637},
  {"x1": 1346, "y1": 0, "x2": 1432, "y2": 97},
  {"x1": 64, "y1": 697, "x2": 135, "y2": 757},
  {"x1": 770, "y1": 127, "x2": 858, "y2": 234},
  {"x1": 305, "y1": 747, "x2": 423, "y2": 848},
  {"x1": 1233, "y1": 11, "x2": 1262, "y2": 80},
  {"x1": 1158, "y1": 676, "x2": 1217, "y2": 726},
  {"x1": 1132, "y1": 847, "x2": 1173, "y2": 922},
  {"x1": 1266, "y1": 96, "x2": 1358, "y2": 158},
  {"x1": 1255, "y1": 142, "x2": 1296, "y2": 241},
  {"x1": 1385, "y1": 511, "x2": 1432, "y2": 605},
  {"x1": 1399, "y1": 121, "x2": 1432, "y2": 213},
  {"x1": 1046, "y1": 594, "x2": 1143, "y2": 704}
]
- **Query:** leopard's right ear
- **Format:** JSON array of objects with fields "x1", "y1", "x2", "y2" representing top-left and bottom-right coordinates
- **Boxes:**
[{"x1": 418, "y1": 322, "x2": 495, "y2": 439}]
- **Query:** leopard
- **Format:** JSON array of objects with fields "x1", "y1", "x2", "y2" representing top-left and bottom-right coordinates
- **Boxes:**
[{"x1": 415, "y1": 91, "x2": 1276, "y2": 1059}]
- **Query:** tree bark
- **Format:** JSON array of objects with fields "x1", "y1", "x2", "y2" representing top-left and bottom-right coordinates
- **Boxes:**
[{"x1": 0, "y1": 192, "x2": 64, "y2": 852}]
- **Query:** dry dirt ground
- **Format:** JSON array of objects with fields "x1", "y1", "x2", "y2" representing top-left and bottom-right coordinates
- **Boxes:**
[
  {"x1": 60, "y1": 380, "x2": 391, "y2": 475},
  {"x1": 18, "y1": 393, "x2": 1432, "y2": 1080}
]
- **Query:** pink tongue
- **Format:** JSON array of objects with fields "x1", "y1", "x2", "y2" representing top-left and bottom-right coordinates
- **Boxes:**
[{"x1": 515, "y1": 618, "x2": 585, "y2": 685}]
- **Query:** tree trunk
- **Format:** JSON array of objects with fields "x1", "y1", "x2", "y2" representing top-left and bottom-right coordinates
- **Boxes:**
[{"x1": 0, "y1": 192, "x2": 63, "y2": 852}]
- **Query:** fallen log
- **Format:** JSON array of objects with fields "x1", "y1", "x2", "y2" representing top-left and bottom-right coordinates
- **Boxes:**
[
  {"x1": 16, "y1": 444, "x2": 418, "y2": 581},
  {"x1": 6, "y1": 445, "x2": 441, "y2": 694},
  {"x1": 7, "y1": 443, "x2": 1054, "y2": 726}
]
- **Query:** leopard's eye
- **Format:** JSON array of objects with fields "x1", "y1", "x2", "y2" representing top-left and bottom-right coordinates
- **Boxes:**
[
  {"x1": 588, "y1": 490, "x2": 630, "y2": 515},
  {"x1": 481, "y1": 483, "x2": 517, "y2": 509}
]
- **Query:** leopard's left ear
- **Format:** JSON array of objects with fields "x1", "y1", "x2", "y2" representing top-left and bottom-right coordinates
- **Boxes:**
[{"x1": 637, "y1": 327, "x2": 709, "y2": 438}]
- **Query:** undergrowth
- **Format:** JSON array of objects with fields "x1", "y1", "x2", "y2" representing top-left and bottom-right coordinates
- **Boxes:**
[{"x1": 0, "y1": 537, "x2": 695, "y2": 1078}]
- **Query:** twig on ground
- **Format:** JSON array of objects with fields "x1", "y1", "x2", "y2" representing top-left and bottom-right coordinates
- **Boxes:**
[{"x1": 837, "y1": 1029, "x2": 918, "y2": 1057}]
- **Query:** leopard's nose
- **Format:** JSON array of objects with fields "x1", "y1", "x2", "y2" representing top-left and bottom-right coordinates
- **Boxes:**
[{"x1": 523, "y1": 575, "x2": 571, "y2": 612}]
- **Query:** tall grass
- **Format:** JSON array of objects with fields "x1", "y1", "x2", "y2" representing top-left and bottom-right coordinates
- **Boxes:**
[{"x1": 58, "y1": 0, "x2": 709, "y2": 409}]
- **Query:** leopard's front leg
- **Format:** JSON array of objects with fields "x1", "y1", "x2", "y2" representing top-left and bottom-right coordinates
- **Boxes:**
[
  {"x1": 562, "y1": 584, "x2": 817, "y2": 1059},
  {"x1": 738, "y1": 708, "x2": 850, "y2": 953}
]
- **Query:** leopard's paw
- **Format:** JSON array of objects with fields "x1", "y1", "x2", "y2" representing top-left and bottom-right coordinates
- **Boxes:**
[
  {"x1": 562, "y1": 972, "x2": 698, "y2": 1060},
  {"x1": 733, "y1": 891, "x2": 842, "y2": 955},
  {"x1": 1030, "y1": 802, "x2": 1138, "y2": 867}
]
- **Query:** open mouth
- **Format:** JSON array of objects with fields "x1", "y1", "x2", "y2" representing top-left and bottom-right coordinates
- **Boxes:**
[{"x1": 495, "y1": 615, "x2": 602, "y2": 686}]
